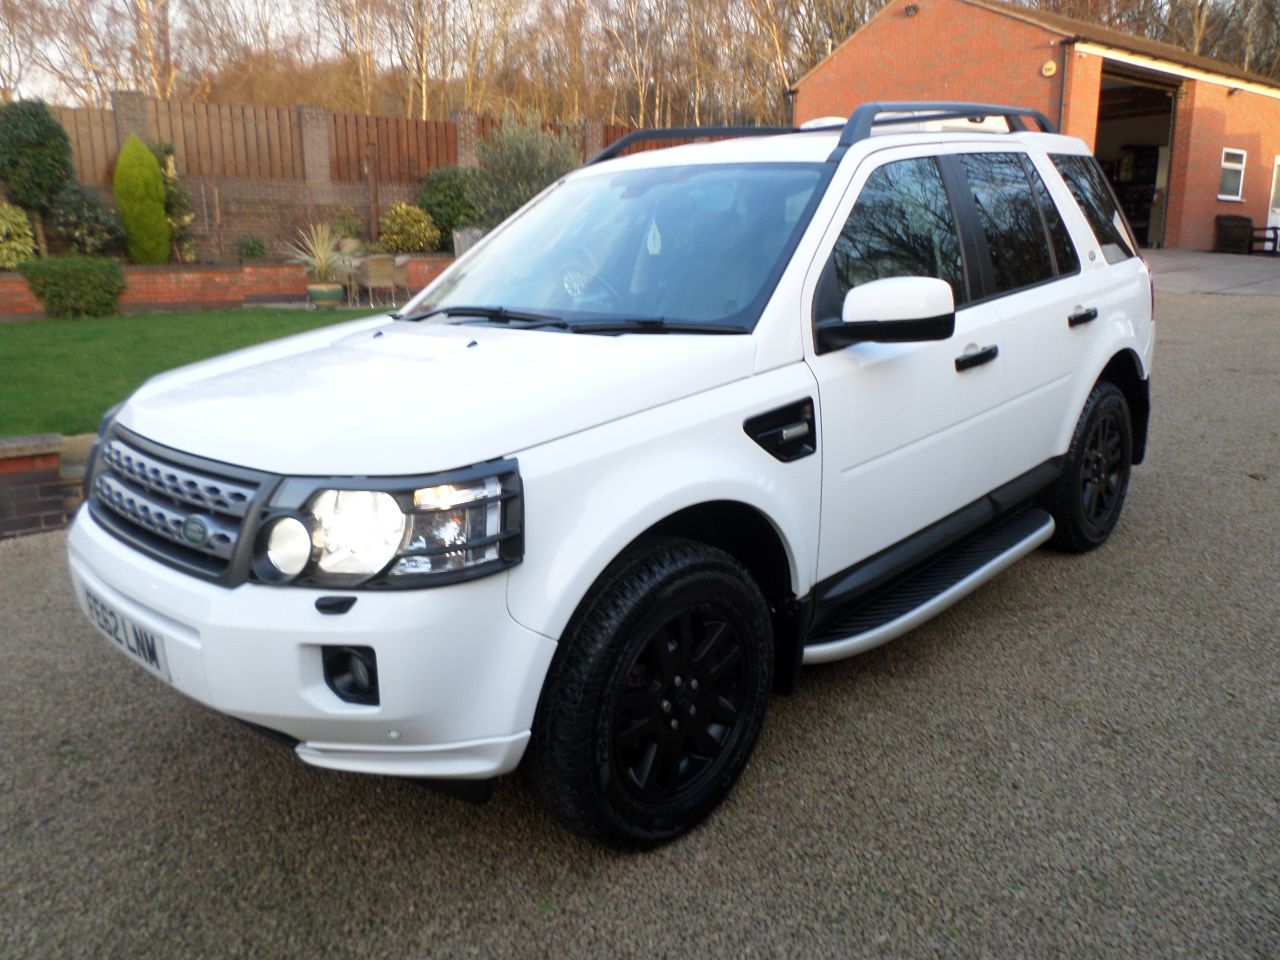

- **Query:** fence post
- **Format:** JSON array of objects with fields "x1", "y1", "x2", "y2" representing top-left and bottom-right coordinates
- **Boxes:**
[
  {"x1": 297, "y1": 105, "x2": 331, "y2": 186},
  {"x1": 449, "y1": 110, "x2": 479, "y2": 167},
  {"x1": 110, "y1": 90, "x2": 149, "y2": 144}
]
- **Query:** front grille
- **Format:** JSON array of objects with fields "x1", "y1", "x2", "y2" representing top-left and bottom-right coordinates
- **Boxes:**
[{"x1": 88, "y1": 429, "x2": 270, "y2": 581}]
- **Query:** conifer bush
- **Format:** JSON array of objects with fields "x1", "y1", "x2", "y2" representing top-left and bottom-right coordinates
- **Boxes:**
[{"x1": 112, "y1": 134, "x2": 170, "y2": 264}]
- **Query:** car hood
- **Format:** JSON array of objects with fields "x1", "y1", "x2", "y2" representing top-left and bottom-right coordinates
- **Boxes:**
[{"x1": 118, "y1": 317, "x2": 756, "y2": 476}]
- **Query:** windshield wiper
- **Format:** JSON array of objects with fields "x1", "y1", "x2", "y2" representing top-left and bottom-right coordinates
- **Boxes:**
[
  {"x1": 565, "y1": 317, "x2": 748, "y2": 335},
  {"x1": 394, "y1": 305, "x2": 569, "y2": 328}
]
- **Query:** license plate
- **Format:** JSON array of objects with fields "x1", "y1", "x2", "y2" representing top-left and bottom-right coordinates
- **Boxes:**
[{"x1": 84, "y1": 588, "x2": 171, "y2": 682}]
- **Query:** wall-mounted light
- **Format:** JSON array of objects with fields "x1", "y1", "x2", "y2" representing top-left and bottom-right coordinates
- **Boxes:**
[
  {"x1": 905, "y1": 4, "x2": 919, "y2": 16},
  {"x1": 1227, "y1": 87, "x2": 1242, "y2": 97}
]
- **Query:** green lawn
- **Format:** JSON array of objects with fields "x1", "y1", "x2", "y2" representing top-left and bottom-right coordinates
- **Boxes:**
[{"x1": 0, "y1": 307, "x2": 376, "y2": 437}]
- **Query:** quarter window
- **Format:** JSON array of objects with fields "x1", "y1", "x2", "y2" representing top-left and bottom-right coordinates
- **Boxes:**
[
  {"x1": 1050, "y1": 154, "x2": 1137, "y2": 265},
  {"x1": 1219, "y1": 149, "x2": 1246, "y2": 200},
  {"x1": 1023, "y1": 155, "x2": 1080, "y2": 276},
  {"x1": 830, "y1": 156, "x2": 968, "y2": 305},
  {"x1": 958, "y1": 152, "x2": 1056, "y2": 294}
]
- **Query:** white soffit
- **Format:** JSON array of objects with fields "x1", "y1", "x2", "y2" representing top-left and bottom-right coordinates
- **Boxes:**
[{"x1": 1075, "y1": 42, "x2": 1280, "y2": 101}]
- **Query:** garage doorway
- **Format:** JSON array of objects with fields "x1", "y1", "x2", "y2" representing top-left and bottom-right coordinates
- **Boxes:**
[{"x1": 1093, "y1": 71, "x2": 1178, "y2": 247}]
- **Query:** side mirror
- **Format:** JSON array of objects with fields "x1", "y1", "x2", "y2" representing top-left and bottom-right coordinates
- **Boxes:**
[{"x1": 815, "y1": 276, "x2": 956, "y2": 354}]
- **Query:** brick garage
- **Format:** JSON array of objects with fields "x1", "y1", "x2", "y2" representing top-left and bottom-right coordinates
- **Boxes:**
[{"x1": 792, "y1": 0, "x2": 1280, "y2": 251}]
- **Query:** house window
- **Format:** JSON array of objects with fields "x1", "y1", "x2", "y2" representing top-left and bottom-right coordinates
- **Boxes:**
[{"x1": 1218, "y1": 149, "x2": 1247, "y2": 201}]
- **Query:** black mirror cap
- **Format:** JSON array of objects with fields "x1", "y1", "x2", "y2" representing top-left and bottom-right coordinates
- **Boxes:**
[{"x1": 814, "y1": 312, "x2": 955, "y2": 354}]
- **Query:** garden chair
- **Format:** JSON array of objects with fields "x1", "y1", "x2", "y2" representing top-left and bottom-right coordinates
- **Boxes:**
[
  {"x1": 355, "y1": 254, "x2": 396, "y2": 307},
  {"x1": 393, "y1": 256, "x2": 411, "y2": 302}
]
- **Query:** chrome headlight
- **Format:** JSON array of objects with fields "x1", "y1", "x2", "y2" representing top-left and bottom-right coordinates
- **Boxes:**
[{"x1": 253, "y1": 460, "x2": 522, "y2": 588}]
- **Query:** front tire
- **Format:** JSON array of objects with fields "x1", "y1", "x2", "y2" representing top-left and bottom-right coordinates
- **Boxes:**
[
  {"x1": 1046, "y1": 380, "x2": 1133, "y2": 552},
  {"x1": 525, "y1": 537, "x2": 773, "y2": 847}
]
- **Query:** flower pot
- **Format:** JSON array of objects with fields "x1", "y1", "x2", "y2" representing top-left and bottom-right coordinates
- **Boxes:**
[{"x1": 307, "y1": 282, "x2": 344, "y2": 308}]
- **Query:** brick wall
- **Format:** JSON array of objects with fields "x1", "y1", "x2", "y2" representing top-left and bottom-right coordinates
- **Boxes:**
[
  {"x1": 794, "y1": 0, "x2": 1066, "y2": 126},
  {"x1": 181, "y1": 177, "x2": 418, "y2": 261},
  {"x1": 0, "y1": 255, "x2": 454, "y2": 320},
  {"x1": 1060, "y1": 47, "x2": 1103, "y2": 149},
  {"x1": 1164, "y1": 81, "x2": 1280, "y2": 250},
  {"x1": 0, "y1": 435, "x2": 75, "y2": 538}
]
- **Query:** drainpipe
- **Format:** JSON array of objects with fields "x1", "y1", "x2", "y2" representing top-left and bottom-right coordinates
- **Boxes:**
[{"x1": 1058, "y1": 35, "x2": 1083, "y2": 133}]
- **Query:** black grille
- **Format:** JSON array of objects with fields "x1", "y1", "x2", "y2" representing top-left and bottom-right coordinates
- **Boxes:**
[{"x1": 88, "y1": 428, "x2": 271, "y2": 581}]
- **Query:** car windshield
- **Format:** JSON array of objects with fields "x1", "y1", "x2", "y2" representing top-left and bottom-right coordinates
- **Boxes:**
[{"x1": 417, "y1": 162, "x2": 826, "y2": 331}]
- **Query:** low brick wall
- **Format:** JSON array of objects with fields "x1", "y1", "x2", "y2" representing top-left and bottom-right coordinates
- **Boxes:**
[
  {"x1": 0, "y1": 435, "x2": 77, "y2": 538},
  {"x1": 0, "y1": 255, "x2": 454, "y2": 320}
]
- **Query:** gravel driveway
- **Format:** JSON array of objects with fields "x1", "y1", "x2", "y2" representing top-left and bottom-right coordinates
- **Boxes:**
[{"x1": 2, "y1": 291, "x2": 1277, "y2": 958}]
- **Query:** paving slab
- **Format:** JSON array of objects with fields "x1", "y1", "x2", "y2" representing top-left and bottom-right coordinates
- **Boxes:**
[{"x1": 1144, "y1": 249, "x2": 1280, "y2": 296}]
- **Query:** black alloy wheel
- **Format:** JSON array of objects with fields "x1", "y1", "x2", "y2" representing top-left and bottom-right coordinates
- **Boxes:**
[
  {"x1": 1081, "y1": 405, "x2": 1126, "y2": 529},
  {"x1": 609, "y1": 605, "x2": 748, "y2": 805},
  {"x1": 525, "y1": 537, "x2": 773, "y2": 847},
  {"x1": 1046, "y1": 380, "x2": 1133, "y2": 553}
]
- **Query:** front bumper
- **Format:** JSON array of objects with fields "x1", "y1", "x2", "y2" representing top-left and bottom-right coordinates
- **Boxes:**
[{"x1": 66, "y1": 506, "x2": 557, "y2": 779}]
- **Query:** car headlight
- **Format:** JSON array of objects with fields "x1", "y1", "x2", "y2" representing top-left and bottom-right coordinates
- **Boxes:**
[
  {"x1": 311, "y1": 489, "x2": 407, "y2": 576},
  {"x1": 253, "y1": 460, "x2": 522, "y2": 588}
]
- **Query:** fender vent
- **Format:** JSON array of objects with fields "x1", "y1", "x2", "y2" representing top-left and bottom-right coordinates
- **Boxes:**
[{"x1": 744, "y1": 398, "x2": 816, "y2": 462}]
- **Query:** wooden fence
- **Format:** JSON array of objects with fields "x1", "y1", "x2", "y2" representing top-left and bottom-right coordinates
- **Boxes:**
[
  {"x1": 54, "y1": 107, "x2": 119, "y2": 186},
  {"x1": 147, "y1": 99, "x2": 305, "y2": 179},
  {"x1": 52, "y1": 98, "x2": 639, "y2": 188},
  {"x1": 329, "y1": 113, "x2": 456, "y2": 183}
]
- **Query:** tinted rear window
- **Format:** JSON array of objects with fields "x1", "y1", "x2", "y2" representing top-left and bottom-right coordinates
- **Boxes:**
[
  {"x1": 959, "y1": 152, "x2": 1055, "y2": 294},
  {"x1": 1023, "y1": 155, "x2": 1080, "y2": 276},
  {"x1": 1050, "y1": 154, "x2": 1136, "y2": 264}
]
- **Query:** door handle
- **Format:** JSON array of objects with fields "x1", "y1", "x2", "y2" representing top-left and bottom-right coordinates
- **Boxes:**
[
  {"x1": 1068, "y1": 307, "x2": 1099, "y2": 327},
  {"x1": 955, "y1": 344, "x2": 999, "y2": 371}
]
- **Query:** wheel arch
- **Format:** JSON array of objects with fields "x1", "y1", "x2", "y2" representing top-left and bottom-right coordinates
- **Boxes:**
[
  {"x1": 646, "y1": 501, "x2": 806, "y2": 693},
  {"x1": 551, "y1": 500, "x2": 807, "y2": 696},
  {"x1": 1097, "y1": 348, "x2": 1150, "y2": 464}
]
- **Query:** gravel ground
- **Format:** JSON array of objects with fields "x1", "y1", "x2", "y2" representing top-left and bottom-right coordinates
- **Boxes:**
[{"x1": 2, "y1": 291, "x2": 1277, "y2": 959}]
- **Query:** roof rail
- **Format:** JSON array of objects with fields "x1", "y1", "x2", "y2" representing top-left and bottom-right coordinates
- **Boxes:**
[
  {"x1": 589, "y1": 125, "x2": 797, "y2": 165},
  {"x1": 827, "y1": 102, "x2": 1057, "y2": 162}
]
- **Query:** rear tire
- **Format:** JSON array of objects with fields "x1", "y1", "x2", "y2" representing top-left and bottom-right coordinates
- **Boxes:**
[
  {"x1": 1046, "y1": 381, "x2": 1133, "y2": 553},
  {"x1": 525, "y1": 537, "x2": 773, "y2": 848}
]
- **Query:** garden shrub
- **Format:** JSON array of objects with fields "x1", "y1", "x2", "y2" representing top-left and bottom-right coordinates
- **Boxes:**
[
  {"x1": 378, "y1": 202, "x2": 440, "y2": 253},
  {"x1": 148, "y1": 141, "x2": 194, "y2": 261},
  {"x1": 468, "y1": 114, "x2": 580, "y2": 229},
  {"x1": 18, "y1": 255, "x2": 126, "y2": 318},
  {"x1": 417, "y1": 166, "x2": 478, "y2": 251},
  {"x1": 0, "y1": 100, "x2": 74, "y2": 255},
  {"x1": 112, "y1": 135, "x2": 170, "y2": 264},
  {"x1": 0, "y1": 100, "x2": 73, "y2": 211},
  {"x1": 333, "y1": 206, "x2": 363, "y2": 240},
  {"x1": 51, "y1": 182, "x2": 123, "y2": 255},
  {"x1": 0, "y1": 203, "x2": 34, "y2": 269},
  {"x1": 237, "y1": 235, "x2": 266, "y2": 260}
]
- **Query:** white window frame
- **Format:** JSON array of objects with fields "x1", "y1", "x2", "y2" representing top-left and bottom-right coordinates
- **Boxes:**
[{"x1": 1218, "y1": 148, "x2": 1247, "y2": 201}]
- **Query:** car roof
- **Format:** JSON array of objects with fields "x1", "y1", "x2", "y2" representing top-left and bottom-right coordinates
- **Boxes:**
[{"x1": 573, "y1": 128, "x2": 1093, "y2": 177}]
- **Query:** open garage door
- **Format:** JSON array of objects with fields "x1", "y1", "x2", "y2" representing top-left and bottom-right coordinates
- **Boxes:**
[{"x1": 1094, "y1": 71, "x2": 1178, "y2": 247}]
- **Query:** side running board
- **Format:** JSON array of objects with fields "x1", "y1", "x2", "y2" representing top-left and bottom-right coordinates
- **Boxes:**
[{"x1": 803, "y1": 507, "x2": 1055, "y2": 665}]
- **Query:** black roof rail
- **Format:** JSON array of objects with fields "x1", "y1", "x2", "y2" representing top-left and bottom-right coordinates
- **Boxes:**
[
  {"x1": 589, "y1": 125, "x2": 797, "y2": 165},
  {"x1": 827, "y1": 101, "x2": 1057, "y2": 163}
]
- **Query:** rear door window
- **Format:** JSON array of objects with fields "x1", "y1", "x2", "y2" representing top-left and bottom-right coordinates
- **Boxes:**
[
  {"x1": 957, "y1": 152, "x2": 1056, "y2": 294},
  {"x1": 1049, "y1": 154, "x2": 1137, "y2": 264}
]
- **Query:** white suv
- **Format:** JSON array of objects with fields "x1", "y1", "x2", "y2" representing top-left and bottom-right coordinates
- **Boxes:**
[{"x1": 67, "y1": 102, "x2": 1153, "y2": 846}]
